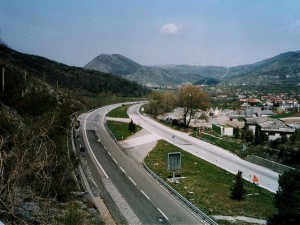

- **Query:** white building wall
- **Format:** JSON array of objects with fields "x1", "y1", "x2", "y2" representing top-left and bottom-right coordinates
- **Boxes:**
[{"x1": 223, "y1": 127, "x2": 233, "y2": 136}]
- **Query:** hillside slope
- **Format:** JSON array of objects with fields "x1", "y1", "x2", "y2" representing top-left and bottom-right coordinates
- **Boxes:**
[
  {"x1": 84, "y1": 54, "x2": 142, "y2": 75},
  {"x1": 222, "y1": 51, "x2": 300, "y2": 86},
  {"x1": 85, "y1": 54, "x2": 223, "y2": 87},
  {"x1": 0, "y1": 45, "x2": 150, "y2": 97}
]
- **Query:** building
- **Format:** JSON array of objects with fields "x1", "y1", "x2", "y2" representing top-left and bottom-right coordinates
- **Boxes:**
[{"x1": 244, "y1": 117, "x2": 295, "y2": 141}]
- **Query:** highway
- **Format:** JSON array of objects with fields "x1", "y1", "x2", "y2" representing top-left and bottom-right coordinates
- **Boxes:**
[
  {"x1": 78, "y1": 103, "x2": 205, "y2": 225},
  {"x1": 127, "y1": 103, "x2": 279, "y2": 193}
]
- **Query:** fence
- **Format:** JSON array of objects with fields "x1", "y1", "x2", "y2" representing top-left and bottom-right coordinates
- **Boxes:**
[{"x1": 245, "y1": 155, "x2": 294, "y2": 174}]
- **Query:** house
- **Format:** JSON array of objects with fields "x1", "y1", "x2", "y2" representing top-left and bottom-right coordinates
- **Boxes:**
[
  {"x1": 212, "y1": 124, "x2": 234, "y2": 137},
  {"x1": 240, "y1": 98, "x2": 261, "y2": 107},
  {"x1": 244, "y1": 117, "x2": 295, "y2": 141}
]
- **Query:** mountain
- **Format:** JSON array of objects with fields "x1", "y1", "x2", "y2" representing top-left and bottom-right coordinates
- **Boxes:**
[
  {"x1": 84, "y1": 50, "x2": 300, "y2": 88},
  {"x1": 84, "y1": 54, "x2": 142, "y2": 75},
  {"x1": 157, "y1": 64, "x2": 226, "y2": 81},
  {"x1": 222, "y1": 51, "x2": 300, "y2": 79},
  {"x1": 124, "y1": 66, "x2": 184, "y2": 87},
  {"x1": 85, "y1": 54, "x2": 224, "y2": 87},
  {"x1": 222, "y1": 51, "x2": 300, "y2": 86},
  {"x1": 0, "y1": 45, "x2": 150, "y2": 97}
]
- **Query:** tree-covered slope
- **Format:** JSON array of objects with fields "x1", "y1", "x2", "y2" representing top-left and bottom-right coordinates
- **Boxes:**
[{"x1": 0, "y1": 44, "x2": 150, "y2": 97}]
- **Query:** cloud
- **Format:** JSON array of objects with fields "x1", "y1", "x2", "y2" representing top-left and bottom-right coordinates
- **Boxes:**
[{"x1": 160, "y1": 23, "x2": 182, "y2": 35}]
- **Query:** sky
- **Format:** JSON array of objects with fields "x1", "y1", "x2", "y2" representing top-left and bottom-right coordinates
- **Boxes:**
[{"x1": 1, "y1": 0, "x2": 300, "y2": 67}]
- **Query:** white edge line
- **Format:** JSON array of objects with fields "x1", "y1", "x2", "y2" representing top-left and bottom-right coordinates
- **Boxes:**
[
  {"x1": 84, "y1": 113, "x2": 109, "y2": 179},
  {"x1": 120, "y1": 166, "x2": 126, "y2": 174},
  {"x1": 108, "y1": 152, "x2": 111, "y2": 156},
  {"x1": 128, "y1": 176, "x2": 136, "y2": 186},
  {"x1": 157, "y1": 208, "x2": 169, "y2": 221},
  {"x1": 113, "y1": 158, "x2": 118, "y2": 164},
  {"x1": 140, "y1": 190, "x2": 150, "y2": 200},
  {"x1": 103, "y1": 146, "x2": 107, "y2": 150}
]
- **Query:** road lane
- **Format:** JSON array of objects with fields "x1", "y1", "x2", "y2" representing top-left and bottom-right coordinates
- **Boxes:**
[
  {"x1": 79, "y1": 104, "x2": 205, "y2": 224},
  {"x1": 127, "y1": 103, "x2": 279, "y2": 193}
]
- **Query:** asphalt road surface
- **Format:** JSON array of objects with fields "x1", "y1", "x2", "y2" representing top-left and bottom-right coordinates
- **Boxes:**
[
  {"x1": 127, "y1": 103, "x2": 279, "y2": 193},
  {"x1": 78, "y1": 103, "x2": 205, "y2": 225}
]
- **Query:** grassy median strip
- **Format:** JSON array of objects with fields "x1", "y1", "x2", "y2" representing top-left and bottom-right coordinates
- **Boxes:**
[
  {"x1": 144, "y1": 140, "x2": 276, "y2": 221},
  {"x1": 106, "y1": 120, "x2": 141, "y2": 141},
  {"x1": 107, "y1": 105, "x2": 130, "y2": 118}
]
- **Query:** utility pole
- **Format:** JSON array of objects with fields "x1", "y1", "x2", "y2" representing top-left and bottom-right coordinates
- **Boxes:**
[
  {"x1": 24, "y1": 70, "x2": 27, "y2": 82},
  {"x1": 2, "y1": 67, "x2": 4, "y2": 93}
]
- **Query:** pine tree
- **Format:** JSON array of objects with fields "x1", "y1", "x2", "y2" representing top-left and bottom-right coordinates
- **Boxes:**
[
  {"x1": 128, "y1": 119, "x2": 136, "y2": 133},
  {"x1": 230, "y1": 170, "x2": 246, "y2": 200},
  {"x1": 269, "y1": 169, "x2": 300, "y2": 224}
]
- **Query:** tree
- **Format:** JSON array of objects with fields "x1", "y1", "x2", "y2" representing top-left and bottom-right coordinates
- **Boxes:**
[
  {"x1": 146, "y1": 92, "x2": 164, "y2": 116},
  {"x1": 162, "y1": 91, "x2": 176, "y2": 113},
  {"x1": 242, "y1": 128, "x2": 254, "y2": 143},
  {"x1": 128, "y1": 119, "x2": 136, "y2": 133},
  {"x1": 230, "y1": 170, "x2": 246, "y2": 200},
  {"x1": 269, "y1": 169, "x2": 300, "y2": 224},
  {"x1": 177, "y1": 85, "x2": 210, "y2": 127}
]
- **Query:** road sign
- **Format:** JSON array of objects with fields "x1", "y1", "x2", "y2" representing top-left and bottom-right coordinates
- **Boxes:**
[{"x1": 168, "y1": 152, "x2": 181, "y2": 171}]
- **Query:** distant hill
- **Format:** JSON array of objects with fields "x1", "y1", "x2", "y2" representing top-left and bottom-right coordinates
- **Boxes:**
[
  {"x1": 84, "y1": 54, "x2": 142, "y2": 75},
  {"x1": 124, "y1": 66, "x2": 184, "y2": 87},
  {"x1": 85, "y1": 54, "x2": 224, "y2": 87},
  {"x1": 222, "y1": 51, "x2": 300, "y2": 86},
  {"x1": 84, "y1": 50, "x2": 300, "y2": 88},
  {"x1": 0, "y1": 45, "x2": 150, "y2": 97}
]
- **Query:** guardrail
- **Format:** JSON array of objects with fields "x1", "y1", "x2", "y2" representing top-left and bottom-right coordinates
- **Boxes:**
[{"x1": 143, "y1": 163, "x2": 218, "y2": 225}]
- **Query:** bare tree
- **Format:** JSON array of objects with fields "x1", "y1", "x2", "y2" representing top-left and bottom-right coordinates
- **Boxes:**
[
  {"x1": 177, "y1": 85, "x2": 210, "y2": 127},
  {"x1": 162, "y1": 91, "x2": 176, "y2": 113}
]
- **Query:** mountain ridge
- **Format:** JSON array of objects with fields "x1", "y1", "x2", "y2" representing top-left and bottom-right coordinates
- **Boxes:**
[
  {"x1": 84, "y1": 53, "x2": 142, "y2": 75},
  {"x1": 84, "y1": 50, "x2": 300, "y2": 88}
]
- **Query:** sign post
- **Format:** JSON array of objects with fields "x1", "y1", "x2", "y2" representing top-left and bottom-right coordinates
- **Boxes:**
[{"x1": 168, "y1": 152, "x2": 181, "y2": 183}]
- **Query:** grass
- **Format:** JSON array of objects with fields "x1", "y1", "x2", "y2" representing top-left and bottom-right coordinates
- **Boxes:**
[
  {"x1": 144, "y1": 140, "x2": 276, "y2": 220},
  {"x1": 106, "y1": 120, "x2": 141, "y2": 141},
  {"x1": 107, "y1": 105, "x2": 130, "y2": 118}
]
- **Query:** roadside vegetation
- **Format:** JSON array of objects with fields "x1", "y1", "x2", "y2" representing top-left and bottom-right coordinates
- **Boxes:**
[
  {"x1": 107, "y1": 104, "x2": 130, "y2": 118},
  {"x1": 106, "y1": 120, "x2": 141, "y2": 141},
  {"x1": 145, "y1": 85, "x2": 210, "y2": 127},
  {"x1": 144, "y1": 140, "x2": 276, "y2": 222}
]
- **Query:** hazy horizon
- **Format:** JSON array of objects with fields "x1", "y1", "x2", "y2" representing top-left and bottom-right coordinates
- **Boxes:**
[{"x1": 1, "y1": 0, "x2": 300, "y2": 67}]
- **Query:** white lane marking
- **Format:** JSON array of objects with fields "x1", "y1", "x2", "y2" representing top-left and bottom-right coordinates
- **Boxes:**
[
  {"x1": 112, "y1": 158, "x2": 118, "y2": 164},
  {"x1": 157, "y1": 208, "x2": 169, "y2": 221},
  {"x1": 108, "y1": 152, "x2": 111, "y2": 157},
  {"x1": 120, "y1": 167, "x2": 126, "y2": 174},
  {"x1": 128, "y1": 176, "x2": 136, "y2": 186},
  {"x1": 84, "y1": 113, "x2": 109, "y2": 179},
  {"x1": 140, "y1": 190, "x2": 150, "y2": 200},
  {"x1": 103, "y1": 146, "x2": 107, "y2": 150}
]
